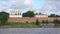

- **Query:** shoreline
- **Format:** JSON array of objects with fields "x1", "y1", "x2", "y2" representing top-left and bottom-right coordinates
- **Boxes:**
[{"x1": 0, "y1": 26, "x2": 39, "y2": 28}]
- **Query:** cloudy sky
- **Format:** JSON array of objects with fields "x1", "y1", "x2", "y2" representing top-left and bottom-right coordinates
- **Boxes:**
[{"x1": 0, "y1": 0, "x2": 60, "y2": 15}]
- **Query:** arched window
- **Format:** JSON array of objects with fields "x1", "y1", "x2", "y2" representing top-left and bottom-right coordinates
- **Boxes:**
[
  {"x1": 20, "y1": 13, "x2": 21, "y2": 15},
  {"x1": 18, "y1": 13, "x2": 19, "y2": 15},
  {"x1": 15, "y1": 13, "x2": 17, "y2": 15}
]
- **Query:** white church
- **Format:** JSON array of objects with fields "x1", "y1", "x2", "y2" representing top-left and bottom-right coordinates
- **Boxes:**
[{"x1": 8, "y1": 9, "x2": 22, "y2": 17}]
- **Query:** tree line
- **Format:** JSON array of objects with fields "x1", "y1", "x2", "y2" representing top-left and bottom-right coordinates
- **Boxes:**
[{"x1": 48, "y1": 14, "x2": 60, "y2": 17}]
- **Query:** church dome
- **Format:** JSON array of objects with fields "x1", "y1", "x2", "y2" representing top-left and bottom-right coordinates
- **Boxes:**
[{"x1": 29, "y1": 8, "x2": 33, "y2": 11}]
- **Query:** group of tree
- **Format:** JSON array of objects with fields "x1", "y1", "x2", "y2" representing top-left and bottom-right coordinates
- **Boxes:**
[
  {"x1": 53, "y1": 19, "x2": 60, "y2": 26},
  {"x1": 49, "y1": 14, "x2": 60, "y2": 17},
  {"x1": 36, "y1": 19, "x2": 39, "y2": 25},
  {"x1": 0, "y1": 12, "x2": 9, "y2": 25},
  {"x1": 42, "y1": 20, "x2": 49, "y2": 24},
  {"x1": 35, "y1": 19, "x2": 49, "y2": 26},
  {"x1": 22, "y1": 10, "x2": 35, "y2": 17},
  {"x1": 35, "y1": 13, "x2": 42, "y2": 15}
]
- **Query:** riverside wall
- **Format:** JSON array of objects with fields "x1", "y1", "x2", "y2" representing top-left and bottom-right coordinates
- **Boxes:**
[{"x1": 8, "y1": 17, "x2": 60, "y2": 23}]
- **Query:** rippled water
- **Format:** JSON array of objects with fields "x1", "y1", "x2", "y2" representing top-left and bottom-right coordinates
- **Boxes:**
[{"x1": 0, "y1": 28, "x2": 60, "y2": 34}]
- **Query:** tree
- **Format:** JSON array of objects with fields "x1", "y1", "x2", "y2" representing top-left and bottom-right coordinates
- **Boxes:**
[
  {"x1": 36, "y1": 19, "x2": 39, "y2": 25},
  {"x1": 0, "y1": 12, "x2": 9, "y2": 25},
  {"x1": 22, "y1": 11, "x2": 35, "y2": 17},
  {"x1": 42, "y1": 20, "x2": 46, "y2": 26},
  {"x1": 42, "y1": 20, "x2": 45, "y2": 24},
  {"x1": 53, "y1": 19, "x2": 60, "y2": 26},
  {"x1": 22, "y1": 13, "x2": 27, "y2": 17},
  {"x1": 49, "y1": 14, "x2": 60, "y2": 17},
  {"x1": 49, "y1": 14, "x2": 56, "y2": 17},
  {"x1": 45, "y1": 20, "x2": 48, "y2": 24},
  {"x1": 53, "y1": 19, "x2": 60, "y2": 24}
]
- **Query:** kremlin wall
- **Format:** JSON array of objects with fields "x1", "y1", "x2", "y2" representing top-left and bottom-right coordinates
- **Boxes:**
[{"x1": 8, "y1": 17, "x2": 60, "y2": 23}]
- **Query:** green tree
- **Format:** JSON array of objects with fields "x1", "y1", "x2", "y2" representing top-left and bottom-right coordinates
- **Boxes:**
[
  {"x1": 42, "y1": 20, "x2": 45, "y2": 25},
  {"x1": 45, "y1": 20, "x2": 48, "y2": 24},
  {"x1": 42, "y1": 20, "x2": 45, "y2": 24},
  {"x1": 36, "y1": 19, "x2": 39, "y2": 25},
  {"x1": 49, "y1": 14, "x2": 56, "y2": 17},
  {"x1": 0, "y1": 12, "x2": 9, "y2": 25},
  {"x1": 53, "y1": 19, "x2": 60, "y2": 26},
  {"x1": 49, "y1": 14, "x2": 60, "y2": 17},
  {"x1": 22, "y1": 11, "x2": 34, "y2": 17}
]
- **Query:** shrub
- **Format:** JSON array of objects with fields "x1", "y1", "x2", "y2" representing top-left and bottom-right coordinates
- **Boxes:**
[
  {"x1": 45, "y1": 20, "x2": 48, "y2": 24},
  {"x1": 42, "y1": 20, "x2": 45, "y2": 24},
  {"x1": 26, "y1": 21, "x2": 28, "y2": 23}
]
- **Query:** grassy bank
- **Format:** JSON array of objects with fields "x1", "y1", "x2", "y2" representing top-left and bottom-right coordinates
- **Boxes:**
[
  {"x1": 0, "y1": 22, "x2": 60, "y2": 28},
  {"x1": 2, "y1": 22, "x2": 53, "y2": 28},
  {"x1": 3, "y1": 22, "x2": 41, "y2": 28}
]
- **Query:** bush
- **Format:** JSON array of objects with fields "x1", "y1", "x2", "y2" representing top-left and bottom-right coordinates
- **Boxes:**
[
  {"x1": 45, "y1": 20, "x2": 48, "y2": 24},
  {"x1": 26, "y1": 21, "x2": 28, "y2": 23},
  {"x1": 42, "y1": 20, "x2": 45, "y2": 24},
  {"x1": 58, "y1": 20, "x2": 60, "y2": 24},
  {"x1": 42, "y1": 20, "x2": 49, "y2": 25}
]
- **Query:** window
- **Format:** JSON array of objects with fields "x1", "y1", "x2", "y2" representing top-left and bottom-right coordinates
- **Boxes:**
[
  {"x1": 15, "y1": 13, "x2": 17, "y2": 15},
  {"x1": 18, "y1": 13, "x2": 19, "y2": 15},
  {"x1": 20, "y1": 13, "x2": 21, "y2": 15}
]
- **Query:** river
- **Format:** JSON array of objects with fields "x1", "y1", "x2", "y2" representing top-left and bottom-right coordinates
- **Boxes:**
[{"x1": 0, "y1": 28, "x2": 60, "y2": 34}]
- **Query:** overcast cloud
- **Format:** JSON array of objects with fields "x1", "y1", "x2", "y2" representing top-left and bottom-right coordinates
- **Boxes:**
[{"x1": 0, "y1": 0, "x2": 60, "y2": 15}]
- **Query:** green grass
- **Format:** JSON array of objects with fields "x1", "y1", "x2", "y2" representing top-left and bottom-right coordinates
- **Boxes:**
[
  {"x1": 1, "y1": 22, "x2": 55, "y2": 28},
  {"x1": 4, "y1": 22, "x2": 38, "y2": 27}
]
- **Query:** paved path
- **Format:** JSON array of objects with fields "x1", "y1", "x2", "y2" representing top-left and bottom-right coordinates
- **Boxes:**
[{"x1": 0, "y1": 28, "x2": 60, "y2": 34}]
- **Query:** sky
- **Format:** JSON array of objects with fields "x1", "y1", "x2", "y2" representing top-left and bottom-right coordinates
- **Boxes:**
[{"x1": 0, "y1": 0, "x2": 60, "y2": 15}]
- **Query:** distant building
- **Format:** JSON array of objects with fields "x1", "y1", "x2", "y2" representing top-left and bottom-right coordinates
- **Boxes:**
[
  {"x1": 34, "y1": 13, "x2": 48, "y2": 17},
  {"x1": 8, "y1": 9, "x2": 22, "y2": 17}
]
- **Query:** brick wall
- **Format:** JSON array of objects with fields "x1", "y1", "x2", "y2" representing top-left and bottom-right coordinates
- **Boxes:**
[{"x1": 8, "y1": 17, "x2": 60, "y2": 23}]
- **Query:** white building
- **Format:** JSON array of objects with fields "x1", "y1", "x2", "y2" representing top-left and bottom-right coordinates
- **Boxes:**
[
  {"x1": 8, "y1": 9, "x2": 22, "y2": 17},
  {"x1": 35, "y1": 14, "x2": 48, "y2": 17}
]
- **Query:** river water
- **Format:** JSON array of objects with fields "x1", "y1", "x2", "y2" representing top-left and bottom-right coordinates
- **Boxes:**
[{"x1": 0, "y1": 28, "x2": 60, "y2": 34}]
